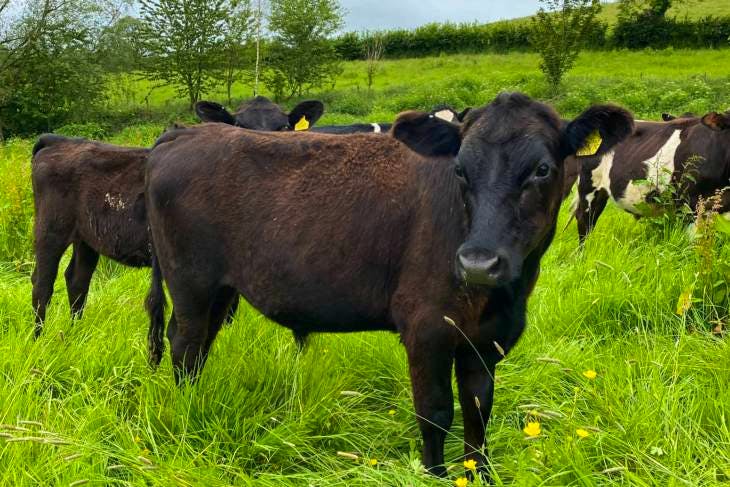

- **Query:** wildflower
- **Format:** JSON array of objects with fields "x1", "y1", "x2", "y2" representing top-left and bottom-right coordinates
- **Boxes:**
[
  {"x1": 388, "y1": 409, "x2": 396, "y2": 416},
  {"x1": 576, "y1": 428, "x2": 590, "y2": 439},
  {"x1": 463, "y1": 459, "x2": 478, "y2": 471},
  {"x1": 455, "y1": 477, "x2": 469, "y2": 487},
  {"x1": 523, "y1": 421, "x2": 541, "y2": 437},
  {"x1": 369, "y1": 458, "x2": 378, "y2": 466},
  {"x1": 134, "y1": 436, "x2": 141, "y2": 443},
  {"x1": 582, "y1": 369, "x2": 597, "y2": 380},
  {"x1": 141, "y1": 448, "x2": 150, "y2": 456}
]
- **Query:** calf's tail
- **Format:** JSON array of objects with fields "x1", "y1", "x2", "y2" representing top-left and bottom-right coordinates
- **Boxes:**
[{"x1": 145, "y1": 244, "x2": 167, "y2": 368}]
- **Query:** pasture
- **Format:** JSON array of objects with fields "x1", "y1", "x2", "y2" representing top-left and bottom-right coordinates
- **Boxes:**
[{"x1": 1, "y1": 48, "x2": 729, "y2": 486}]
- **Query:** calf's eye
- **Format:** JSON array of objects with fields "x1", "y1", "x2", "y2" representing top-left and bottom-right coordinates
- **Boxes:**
[{"x1": 535, "y1": 163, "x2": 551, "y2": 179}]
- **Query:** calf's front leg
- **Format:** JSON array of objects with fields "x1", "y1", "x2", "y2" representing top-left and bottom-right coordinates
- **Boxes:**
[
  {"x1": 404, "y1": 332, "x2": 455, "y2": 477},
  {"x1": 455, "y1": 348, "x2": 496, "y2": 480}
]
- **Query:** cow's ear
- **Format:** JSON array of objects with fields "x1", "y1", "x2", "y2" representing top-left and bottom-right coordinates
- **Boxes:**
[
  {"x1": 431, "y1": 106, "x2": 458, "y2": 123},
  {"x1": 701, "y1": 112, "x2": 730, "y2": 131},
  {"x1": 289, "y1": 100, "x2": 324, "y2": 130},
  {"x1": 457, "y1": 107, "x2": 472, "y2": 123},
  {"x1": 391, "y1": 111, "x2": 462, "y2": 157},
  {"x1": 564, "y1": 105, "x2": 634, "y2": 158},
  {"x1": 195, "y1": 101, "x2": 236, "y2": 125},
  {"x1": 662, "y1": 113, "x2": 676, "y2": 122}
]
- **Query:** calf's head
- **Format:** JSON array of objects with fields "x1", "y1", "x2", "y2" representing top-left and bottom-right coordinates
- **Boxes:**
[
  {"x1": 394, "y1": 92, "x2": 634, "y2": 288},
  {"x1": 195, "y1": 96, "x2": 324, "y2": 131}
]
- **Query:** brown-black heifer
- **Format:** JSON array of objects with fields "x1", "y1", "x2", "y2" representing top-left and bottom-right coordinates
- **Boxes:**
[
  {"x1": 572, "y1": 110, "x2": 730, "y2": 242},
  {"x1": 30, "y1": 136, "x2": 150, "y2": 338},
  {"x1": 144, "y1": 93, "x2": 633, "y2": 476}
]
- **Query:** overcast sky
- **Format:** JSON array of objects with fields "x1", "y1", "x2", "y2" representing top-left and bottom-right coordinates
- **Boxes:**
[{"x1": 339, "y1": 0, "x2": 543, "y2": 31}]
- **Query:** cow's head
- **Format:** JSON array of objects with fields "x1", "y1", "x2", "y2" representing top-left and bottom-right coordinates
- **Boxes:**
[
  {"x1": 195, "y1": 96, "x2": 324, "y2": 131},
  {"x1": 393, "y1": 92, "x2": 634, "y2": 288},
  {"x1": 662, "y1": 112, "x2": 696, "y2": 122}
]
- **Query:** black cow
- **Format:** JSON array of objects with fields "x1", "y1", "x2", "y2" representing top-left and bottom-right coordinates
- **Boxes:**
[
  {"x1": 144, "y1": 92, "x2": 633, "y2": 477},
  {"x1": 195, "y1": 96, "x2": 324, "y2": 131},
  {"x1": 573, "y1": 110, "x2": 730, "y2": 241},
  {"x1": 310, "y1": 106, "x2": 470, "y2": 134}
]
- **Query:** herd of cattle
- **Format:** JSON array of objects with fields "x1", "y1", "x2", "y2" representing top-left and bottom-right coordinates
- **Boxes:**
[{"x1": 29, "y1": 93, "x2": 730, "y2": 477}]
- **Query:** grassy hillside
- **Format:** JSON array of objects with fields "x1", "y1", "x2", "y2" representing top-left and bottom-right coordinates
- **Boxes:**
[{"x1": 1, "y1": 49, "x2": 729, "y2": 485}]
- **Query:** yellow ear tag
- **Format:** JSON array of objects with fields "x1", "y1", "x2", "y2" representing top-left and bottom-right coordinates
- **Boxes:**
[
  {"x1": 576, "y1": 129, "x2": 602, "y2": 156},
  {"x1": 294, "y1": 115, "x2": 309, "y2": 131}
]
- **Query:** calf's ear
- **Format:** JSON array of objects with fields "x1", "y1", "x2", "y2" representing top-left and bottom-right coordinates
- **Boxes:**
[
  {"x1": 391, "y1": 111, "x2": 462, "y2": 157},
  {"x1": 457, "y1": 107, "x2": 472, "y2": 123},
  {"x1": 564, "y1": 105, "x2": 634, "y2": 158},
  {"x1": 701, "y1": 112, "x2": 730, "y2": 131},
  {"x1": 662, "y1": 113, "x2": 676, "y2": 122},
  {"x1": 289, "y1": 100, "x2": 325, "y2": 130},
  {"x1": 195, "y1": 101, "x2": 236, "y2": 125}
]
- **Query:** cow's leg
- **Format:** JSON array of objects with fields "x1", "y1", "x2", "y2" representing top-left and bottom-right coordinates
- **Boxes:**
[
  {"x1": 168, "y1": 285, "x2": 235, "y2": 384},
  {"x1": 293, "y1": 330, "x2": 308, "y2": 351},
  {"x1": 404, "y1": 330, "x2": 454, "y2": 477},
  {"x1": 31, "y1": 236, "x2": 69, "y2": 338},
  {"x1": 577, "y1": 189, "x2": 609, "y2": 243},
  {"x1": 64, "y1": 241, "x2": 99, "y2": 319},
  {"x1": 455, "y1": 348, "x2": 496, "y2": 480}
]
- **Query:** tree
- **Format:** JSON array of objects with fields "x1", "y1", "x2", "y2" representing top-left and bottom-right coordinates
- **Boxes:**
[
  {"x1": 219, "y1": 0, "x2": 254, "y2": 106},
  {"x1": 530, "y1": 0, "x2": 602, "y2": 91},
  {"x1": 138, "y1": 0, "x2": 227, "y2": 108},
  {"x1": 614, "y1": 0, "x2": 700, "y2": 48},
  {"x1": 96, "y1": 15, "x2": 145, "y2": 73},
  {"x1": 265, "y1": 0, "x2": 343, "y2": 100},
  {"x1": 0, "y1": 0, "x2": 108, "y2": 138},
  {"x1": 364, "y1": 33, "x2": 383, "y2": 92}
]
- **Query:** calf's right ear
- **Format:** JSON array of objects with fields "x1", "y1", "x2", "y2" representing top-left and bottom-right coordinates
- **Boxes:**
[
  {"x1": 195, "y1": 101, "x2": 236, "y2": 125},
  {"x1": 391, "y1": 111, "x2": 462, "y2": 157},
  {"x1": 563, "y1": 105, "x2": 634, "y2": 158}
]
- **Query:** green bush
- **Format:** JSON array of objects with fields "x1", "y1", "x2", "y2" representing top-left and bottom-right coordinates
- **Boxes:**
[{"x1": 55, "y1": 122, "x2": 109, "y2": 140}]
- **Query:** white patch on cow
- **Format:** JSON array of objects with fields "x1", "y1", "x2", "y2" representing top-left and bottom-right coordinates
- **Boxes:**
[
  {"x1": 105, "y1": 193, "x2": 126, "y2": 211},
  {"x1": 581, "y1": 150, "x2": 615, "y2": 211},
  {"x1": 370, "y1": 123, "x2": 381, "y2": 133},
  {"x1": 614, "y1": 130, "x2": 682, "y2": 214},
  {"x1": 434, "y1": 109, "x2": 455, "y2": 122}
]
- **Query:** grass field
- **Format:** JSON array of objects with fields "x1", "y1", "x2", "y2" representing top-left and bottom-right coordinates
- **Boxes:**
[{"x1": 1, "y1": 48, "x2": 729, "y2": 485}]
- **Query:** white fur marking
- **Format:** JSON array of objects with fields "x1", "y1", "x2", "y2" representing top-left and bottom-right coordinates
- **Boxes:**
[
  {"x1": 615, "y1": 130, "x2": 681, "y2": 213},
  {"x1": 104, "y1": 193, "x2": 126, "y2": 211},
  {"x1": 370, "y1": 123, "x2": 381, "y2": 133},
  {"x1": 434, "y1": 109, "x2": 455, "y2": 122}
]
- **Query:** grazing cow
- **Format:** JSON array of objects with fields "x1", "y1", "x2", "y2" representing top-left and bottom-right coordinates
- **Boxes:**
[
  {"x1": 662, "y1": 112, "x2": 695, "y2": 122},
  {"x1": 195, "y1": 96, "x2": 324, "y2": 131},
  {"x1": 310, "y1": 105, "x2": 470, "y2": 135},
  {"x1": 573, "y1": 110, "x2": 730, "y2": 242},
  {"x1": 30, "y1": 136, "x2": 150, "y2": 338},
  {"x1": 144, "y1": 92, "x2": 633, "y2": 476}
]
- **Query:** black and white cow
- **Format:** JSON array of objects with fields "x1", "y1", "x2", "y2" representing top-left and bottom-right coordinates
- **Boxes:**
[
  {"x1": 195, "y1": 96, "x2": 324, "y2": 131},
  {"x1": 310, "y1": 106, "x2": 471, "y2": 135},
  {"x1": 573, "y1": 110, "x2": 730, "y2": 241}
]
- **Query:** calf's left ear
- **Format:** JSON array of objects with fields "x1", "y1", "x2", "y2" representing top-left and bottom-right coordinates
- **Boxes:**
[
  {"x1": 701, "y1": 112, "x2": 730, "y2": 131},
  {"x1": 289, "y1": 100, "x2": 325, "y2": 130},
  {"x1": 563, "y1": 105, "x2": 634, "y2": 158},
  {"x1": 391, "y1": 111, "x2": 462, "y2": 157}
]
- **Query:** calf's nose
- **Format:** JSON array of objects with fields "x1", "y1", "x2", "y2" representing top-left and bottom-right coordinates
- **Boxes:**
[{"x1": 457, "y1": 248, "x2": 510, "y2": 287}]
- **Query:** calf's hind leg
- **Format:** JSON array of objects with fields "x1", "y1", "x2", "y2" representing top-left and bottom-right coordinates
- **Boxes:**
[
  {"x1": 168, "y1": 285, "x2": 237, "y2": 384},
  {"x1": 64, "y1": 242, "x2": 99, "y2": 319},
  {"x1": 576, "y1": 188, "x2": 609, "y2": 244}
]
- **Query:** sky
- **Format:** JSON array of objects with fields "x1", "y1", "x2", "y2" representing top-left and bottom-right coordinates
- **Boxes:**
[{"x1": 338, "y1": 0, "x2": 544, "y2": 31}]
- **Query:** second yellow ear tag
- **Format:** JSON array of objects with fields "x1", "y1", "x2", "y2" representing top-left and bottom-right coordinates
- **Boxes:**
[
  {"x1": 576, "y1": 129, "x2": 602, "y2": 156},
  {"x1": 294, "y1": 116, "x2": 309, "y2": 131}
]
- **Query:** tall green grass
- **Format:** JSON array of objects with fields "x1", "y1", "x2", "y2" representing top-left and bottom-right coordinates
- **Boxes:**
[{"x1": 0, "y1": 49, "x2": 728, "y2": 485}]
